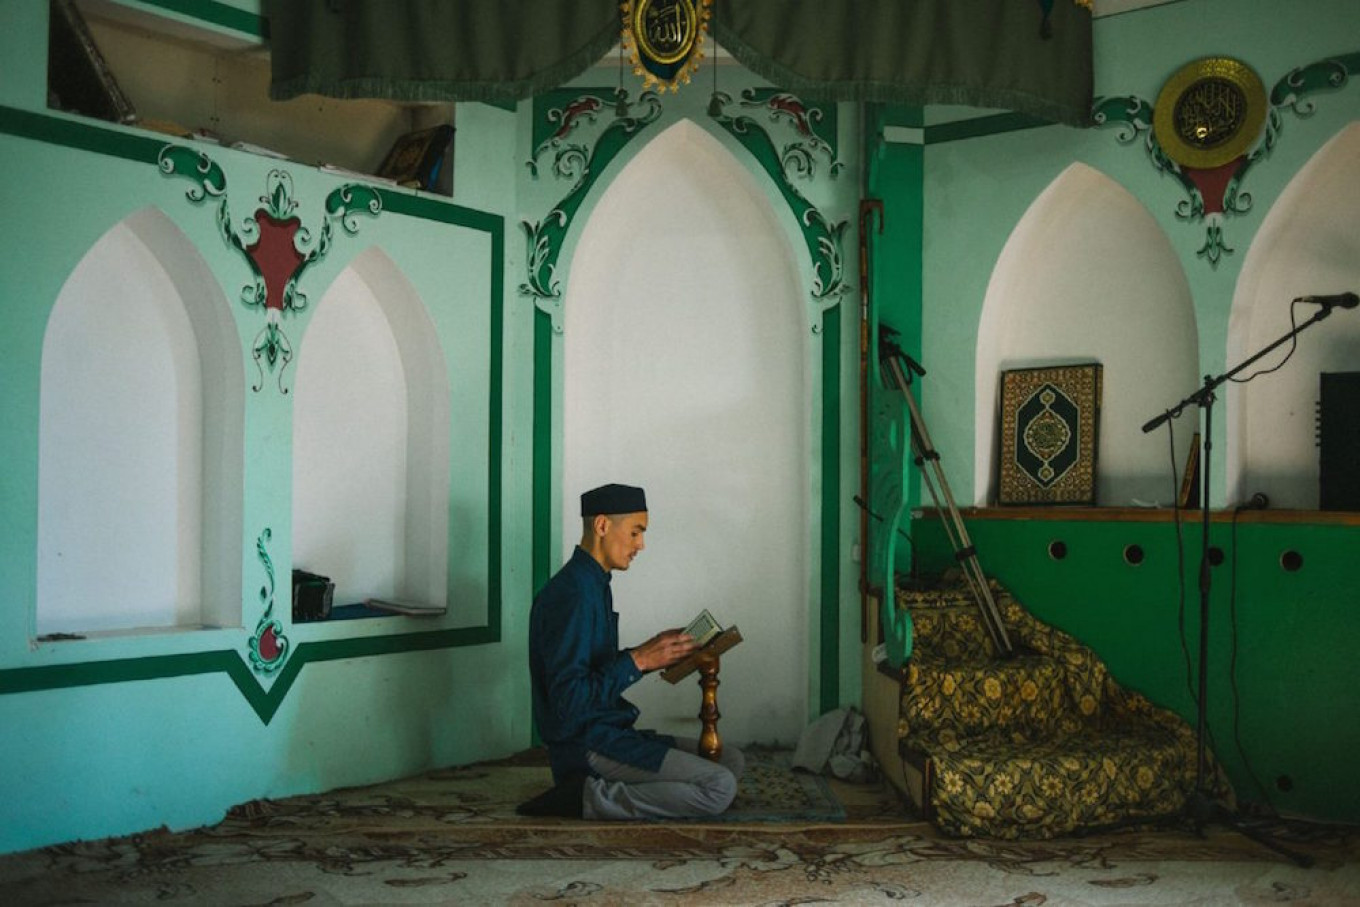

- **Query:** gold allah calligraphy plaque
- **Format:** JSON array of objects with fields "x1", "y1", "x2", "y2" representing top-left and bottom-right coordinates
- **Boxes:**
[
  {"x1": 633, "y1": 0, "x2": 698, "y2": 66},
  {"x1": 623, "y1": 0, "x2": 711, "y2": 92},
  {"x1": 1153, "y1": 57, "x2": 1267, "y2": 170}
]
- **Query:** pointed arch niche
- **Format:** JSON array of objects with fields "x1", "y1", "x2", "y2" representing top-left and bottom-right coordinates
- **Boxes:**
[
  {"x1": 1227, "y1": 123, "x2": 1360, "y2": 509},
  {"x1": 292, "y1": 247, "x2": 451, "y2": 610},
  {"x1": 561, "y1": 119, "x2": 810, "y2": 745},
  {"x1": 975, "y1": 163, "x2": 1199, "y2": 507},
  {"x1": 37, "y1": 207, "x2": 244, "y2": 635}
]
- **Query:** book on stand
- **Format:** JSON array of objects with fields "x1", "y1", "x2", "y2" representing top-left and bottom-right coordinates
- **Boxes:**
[{"x1": 662, "y1": 610, "x2": 743, "y2": 683}]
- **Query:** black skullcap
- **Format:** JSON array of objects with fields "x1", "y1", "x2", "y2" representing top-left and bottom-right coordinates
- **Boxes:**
[{"x1": 580, "y1": 483, "x2": 647, "y2": 517}]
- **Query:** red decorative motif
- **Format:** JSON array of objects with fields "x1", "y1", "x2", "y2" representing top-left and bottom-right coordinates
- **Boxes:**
[
  {"x1": 1183, "y1": 157, "x2": 1246, "y2": 217},
  {"x1": 766, "y1": 93, "x2": 814, "y2": 137},
  {"x1": 246, "y1": 214, "x2": 307, "y2": 312},
  {"x1": 553, "y1": 97, "x2": 603, "y2": 141},
  {"x1": 258, "y1": 625, "x2": 280, "y2": 662}
]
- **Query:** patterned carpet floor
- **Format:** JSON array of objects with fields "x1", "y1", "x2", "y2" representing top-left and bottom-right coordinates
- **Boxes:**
[{"x1": 2, "y1": 748, "x2": 1358, "y2": 906}]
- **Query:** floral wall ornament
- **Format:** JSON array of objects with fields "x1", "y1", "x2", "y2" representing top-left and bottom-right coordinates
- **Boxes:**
[
  {"x1": 708, "y1": 89, "x2": 849, "y2": 319},
  {"x1": 621, "y1": 0, "x2": 712, "y2": 93},
  {"x1": 521, "y1": 89, "x2": 664, "y2": 312},
  {"x1": 248, "y1": 528, "x2": 288, "y2": 675},
  {"x1": 158, "y1": 147, "x2": 383, "y2": 390},
  {"x1": 1093, "y1": 52, "x2": 1360, "y2": 268},
  {"x1": 525, "y1": 95, "x2": 605, "y2": 179},
  {"x1": 736, "y1": 88, "x2": 844, "y2": 180}
]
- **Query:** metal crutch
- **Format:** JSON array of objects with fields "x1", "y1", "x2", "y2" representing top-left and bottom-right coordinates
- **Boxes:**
[{"x1": 879, "y1": 327, "x2": 1014, "y2": 658}]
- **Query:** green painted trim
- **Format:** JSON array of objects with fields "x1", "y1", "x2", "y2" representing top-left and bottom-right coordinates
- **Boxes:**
[
  {"x1": 486, "y1": 214, "x2": 505, "y2": 639},
  {"x1": 710, "y1": 94, "x2": 849, "y2": 299},
  {"x1": 0, "y1": 105, "x2": 165, "y2": 163},
  {"x1": 532, "y1": 311, "x2": 553, "y2": 595},
  {"x1": 0, "y1": 106, "x2": 501, "y2": 237},
  {"x1": 376, "y1": 189, "x2": 507, "y2": 234},
  {"x1": 923, "y1": 112, "x2": 1051, "y2": 145},
  {"x1": 0, "y1": 110, "x2": 508, "y2": 714},
  {"x1": 881, "y1": 105, "x2": 925, "y2": 129},
  {"x1": 123, "y1": 0, "x2": 268, "y2": 39},
  {"x1": 820, "y1": 307, "x2": 841, "y2": 714},
  {"x1": 522, "y1": 90, "x2": 663, "y2": 299},
  {"x1": 0, "y1": 624, "x2": 498, "y2": 723}
]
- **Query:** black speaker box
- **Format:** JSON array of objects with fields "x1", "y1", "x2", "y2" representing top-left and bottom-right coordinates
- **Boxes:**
[
  {"x1": 1319, "y1": 371, "x2": 1360, "y2": 511},
  {"x1": 292, "y1": 569, "x2": 334, "y2": 622}
]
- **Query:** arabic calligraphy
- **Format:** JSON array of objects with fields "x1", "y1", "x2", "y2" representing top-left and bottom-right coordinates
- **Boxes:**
[
  {"x1": 635, "y1": 0, "x2": 696, "y2": 65},
  {"x1": 1173, "y1": 78, "x2": 1248, "y2": 149}
]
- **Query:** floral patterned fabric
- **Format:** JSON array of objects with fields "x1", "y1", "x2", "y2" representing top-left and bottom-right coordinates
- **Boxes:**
[{"x1": 895, "y1": 577, "x2": 1224, "y2": 840}]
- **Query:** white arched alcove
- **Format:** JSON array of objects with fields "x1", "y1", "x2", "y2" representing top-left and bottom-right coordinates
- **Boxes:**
[
  {"x1": 293, "y1": 247, "x2": 450, "y2": 609},
  {"x1": 975, "y1": 162, "x2": 1199, "y2": 507},
  {"x1": 1228, "y1": 122, "x2": 1360, "y2": 509},
  {"x1": 37, "y1": 207, "x2": 244, "y2": 634},
  {"x1": 562, "y1": 118, "x2": 809, "y2": 745}
]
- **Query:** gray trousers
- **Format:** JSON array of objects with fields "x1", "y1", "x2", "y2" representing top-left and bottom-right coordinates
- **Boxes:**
[{"x1": 584, "y1": 737, "x2": 745, "y2": 820}]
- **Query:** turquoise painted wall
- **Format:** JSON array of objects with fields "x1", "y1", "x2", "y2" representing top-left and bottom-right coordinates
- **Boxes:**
[
  {"x1": 890, "y1": 0, "x2": 1360, "y2": 824},
  {"x1": 920, "y1": 0, "x2": 1360, "y2": 504},
  {"x1": 0, "y1": 0, "x2": 868, "y2": 854},
  {"x1": 0, "y1": 2, "x2": 531, "y2": 854}
]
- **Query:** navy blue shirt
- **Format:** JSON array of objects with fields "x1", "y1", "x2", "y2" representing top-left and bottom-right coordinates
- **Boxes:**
[{"x1": 529, "y1": 546, "x2": 673, "y2": 781}]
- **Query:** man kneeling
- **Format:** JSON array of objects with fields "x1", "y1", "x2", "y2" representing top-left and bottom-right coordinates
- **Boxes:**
[{"x1": 519, "y1": 483, "x2": 744, "y2": 819}]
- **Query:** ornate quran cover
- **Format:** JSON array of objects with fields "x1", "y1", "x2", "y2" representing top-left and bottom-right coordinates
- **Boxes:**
[
  {"x1": 375, "y1": 124, "x2": 454, "y2": 195},
  {"x1": 997, "y1": 363, "x2": 1102, "y2": 506}
]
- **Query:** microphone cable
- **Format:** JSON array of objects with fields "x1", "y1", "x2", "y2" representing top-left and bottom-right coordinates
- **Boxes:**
[{"x1": 1229, "y1": 298, "x2": 1303, "y2": 385}]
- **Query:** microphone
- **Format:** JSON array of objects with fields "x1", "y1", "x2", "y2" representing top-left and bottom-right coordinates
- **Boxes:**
[{"x1": 1294, "y1": 292, "x2": 1358, "y2": 309}]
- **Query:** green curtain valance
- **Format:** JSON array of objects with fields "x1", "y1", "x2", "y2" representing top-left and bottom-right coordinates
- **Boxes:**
[{"x1": 266, "y1": 0, "x2": 1092, "y2": 127}]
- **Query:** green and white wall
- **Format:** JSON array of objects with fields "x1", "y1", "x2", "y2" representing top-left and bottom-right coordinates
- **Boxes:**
[
  {"x1": 516, "y1": 68, "x2": 862, "y2": 748},
  {"x1": 867, "y1": 0, "x2": 1359, "y2": 822},
  {"x1": 0, "y1": 0, "x2": 863, "y2": 854},
  {"x1": 0, "y1": 0, "x2": 531, "y2": 855},
  {"x1": 3, "y1": 0, "x2": 1357, "y2": 856}
]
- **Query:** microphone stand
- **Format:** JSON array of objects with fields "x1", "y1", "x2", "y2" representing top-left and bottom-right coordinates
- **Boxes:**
[{"x1": 1141, "y1": 300, "x2": 1347, "y2": 867}]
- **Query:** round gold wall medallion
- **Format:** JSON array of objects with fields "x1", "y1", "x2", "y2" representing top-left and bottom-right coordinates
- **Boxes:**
[
  {"x1": 1153, "y1": 57, "x2": 1267, "y2": 170},
  {"x1": 633, "y1": 0, "x2": 698, "y2": 66}
]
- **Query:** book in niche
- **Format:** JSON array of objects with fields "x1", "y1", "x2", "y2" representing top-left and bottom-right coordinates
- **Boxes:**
[
  {"x1": 375, "y1": 124, "x2": 454, "y2": 195},
  {"x1": 683, "y1": 608, "x2": 724, "y2": 648}
]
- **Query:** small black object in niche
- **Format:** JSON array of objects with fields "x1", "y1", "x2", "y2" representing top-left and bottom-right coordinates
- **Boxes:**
[{"x1": 292, "y1": 569, "x2": 334, "y2": 622}]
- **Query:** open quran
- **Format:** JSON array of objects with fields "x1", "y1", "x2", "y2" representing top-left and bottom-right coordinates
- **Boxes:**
[
  {"x1": 663, "y1": 611, "x2": 743, "y2": 684},
  {"x1": 682, "y1": 608, "x2": 725, "y2": 648}
]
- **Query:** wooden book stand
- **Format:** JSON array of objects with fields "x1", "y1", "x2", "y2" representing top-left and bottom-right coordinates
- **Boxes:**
[{"x1": 661, "y1": 626, "x2": 743, "y2": 760}]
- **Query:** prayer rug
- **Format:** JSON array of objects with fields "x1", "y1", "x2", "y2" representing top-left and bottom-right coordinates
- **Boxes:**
[{"x1": 1, "y1": 750, "x2": 1356, "y2": 907}]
